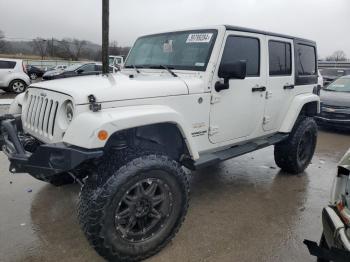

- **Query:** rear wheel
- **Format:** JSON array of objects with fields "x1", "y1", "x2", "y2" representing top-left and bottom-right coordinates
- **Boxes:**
[
  {"x1": 274, "y1": 117, "x2": 317, "y2": 174},
  {"x1": 9, "y1": 79, "x2": 27, "y2": 93},
  {"x1": 78, "y1": 151, "x2": 189, "y2": 261},
  {"x1": 29, "y1": 73, "x2": 38, "y2": 80}
]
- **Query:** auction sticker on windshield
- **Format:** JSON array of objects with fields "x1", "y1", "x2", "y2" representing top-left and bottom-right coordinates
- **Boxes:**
[{"x1": 186, "y1": 33, "x2": 213, "y2": 43}]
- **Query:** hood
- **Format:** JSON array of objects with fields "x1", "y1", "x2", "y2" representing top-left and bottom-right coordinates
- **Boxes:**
[
  {"x1": 29, "y1": 72, "x2": 190, "y2": 104},
  {"x1": 320, "y1": 89, "x2": 350, "y2": 107}
]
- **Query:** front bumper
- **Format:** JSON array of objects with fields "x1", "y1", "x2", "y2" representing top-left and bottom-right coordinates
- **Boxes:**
[
  {"x1": 315, "y1": 116, "x2": 350, "y2": 128},
  {"x1": 304, "y1": 206, "x2": 350, "y2": 261},
  {"x1": 0, "y1": 115, "x2": 103, "y2": 177}
]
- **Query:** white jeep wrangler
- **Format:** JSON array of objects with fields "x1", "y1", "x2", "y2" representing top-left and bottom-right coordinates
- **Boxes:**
[{"x1": 0, "y1": 25, "x2": 320, "y2": 261}]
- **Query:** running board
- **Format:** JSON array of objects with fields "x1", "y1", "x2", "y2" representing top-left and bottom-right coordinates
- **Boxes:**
[{"x1": 191, "y1": 133, "x2": 288, "y2": 170}]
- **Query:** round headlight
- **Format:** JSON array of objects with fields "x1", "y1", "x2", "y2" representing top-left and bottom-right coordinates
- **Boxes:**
[{"x1": 65, "y1": 101, "x2": 74, "y2": 123}]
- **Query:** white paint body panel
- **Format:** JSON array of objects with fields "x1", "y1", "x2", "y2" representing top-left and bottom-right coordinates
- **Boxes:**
[
  {"x1": 0, "y1": 58, "x2": 30, "y2": 88},
  {"x1": 17, "y1": 25, "x2": 320, "y2": 160}
]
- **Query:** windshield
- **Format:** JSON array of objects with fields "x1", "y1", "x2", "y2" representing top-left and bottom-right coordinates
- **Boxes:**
[
  {"x1": 64, "y1": 64, "x2": 82, "y2": 71},
  {"x1": 125, "y1": 30, "x2": 217, "y2": 71},
  {"x1": 325, "y1": 77, "x2": 350, "y2": 92}
]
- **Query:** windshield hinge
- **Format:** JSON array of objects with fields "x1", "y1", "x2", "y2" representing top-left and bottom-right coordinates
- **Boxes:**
[
  {"x1": 211, "y1": 94, "x2": 221, "y2": 104},
  {"x1": 209, "y1": 126, "x2": 219, "y2": 136}
]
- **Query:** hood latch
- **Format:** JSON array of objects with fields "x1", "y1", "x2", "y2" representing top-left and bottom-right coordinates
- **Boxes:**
[{"x1": 88, "y1": 95, "x2": 102, "y2": 112}]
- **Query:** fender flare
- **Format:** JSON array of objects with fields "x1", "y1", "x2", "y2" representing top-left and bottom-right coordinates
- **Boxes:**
[
  {"x1": 279, "y1": 93, "x2": 320, "y2": 133},
  {"x1": 8, "y1": 93, "x2": 25, "y2": 115},
  {"x1": 63, "y1": 105, "x2": 199, "y2": 159}
]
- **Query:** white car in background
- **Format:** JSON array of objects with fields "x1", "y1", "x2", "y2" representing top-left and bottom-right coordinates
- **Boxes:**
[
  {"x1": 0, "y1": 58, "x2": 31, "y2": 93},
  {"x1": 109, "y1": 55, "x2": 124, "y2": 70}
]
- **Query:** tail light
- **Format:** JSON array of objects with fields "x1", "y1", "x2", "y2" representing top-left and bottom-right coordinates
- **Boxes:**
[
  {"x1": 336, "y1": 200, "x2": 350, "y2": 226},
  {"x1": 22, "y1": 62, "x2": 27, "y2": 73}
]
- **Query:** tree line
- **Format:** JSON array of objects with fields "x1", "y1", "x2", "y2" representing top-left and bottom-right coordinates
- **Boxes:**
[
  {"x1": 0, "y1": 29, "x2": 130, "y2": 61},
  {"x1": 1, "y1": 29, "x2": 348, "y2": 62}
]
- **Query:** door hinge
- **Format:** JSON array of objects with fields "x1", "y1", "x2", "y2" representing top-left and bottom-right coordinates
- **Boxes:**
[
  {"x1": 209, "y1": 126, "x2": 219, "y2": 136},
  {"x1": 211, "y1": 94, "x2": 221, "y2": 104},
  {"x1": 263, "y1": 116, "x2": 271, "y2": 125},
  {"x1": 265, "y1": 91, "x2": 272, "y2": 99}
]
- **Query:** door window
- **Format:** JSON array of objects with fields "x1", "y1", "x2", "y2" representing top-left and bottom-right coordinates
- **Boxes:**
[
  {"x1": 296, "y1": 44, "x2": 316, "y2": 76},
  {"x1": 78, "y1": 64, "x2": 96, "y2": 73},
  {"x1": 221, "y1": 36, "x2": 260, "y2": 76},
  {"x1": 269, "y1": 41, "x2": 292, "y2": 76}
]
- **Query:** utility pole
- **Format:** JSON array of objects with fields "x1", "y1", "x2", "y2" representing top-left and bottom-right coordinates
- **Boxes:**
[{"x1": 102, "y1": 0, "x2": 109, "y2": 74}]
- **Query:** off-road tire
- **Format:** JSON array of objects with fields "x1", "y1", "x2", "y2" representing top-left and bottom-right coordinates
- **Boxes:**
[
  {"x1": 317, "y1": 233, "x2": 330, "y2": 262},
  {"x1": 274, "y1": 117, "x2": 317, "y2": 174},
  {"x1": 78, "y1": 150, "x2": 189, "y2": 261}
]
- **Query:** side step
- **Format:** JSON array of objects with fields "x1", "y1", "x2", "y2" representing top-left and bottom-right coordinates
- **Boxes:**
[{"x1": 192, "y1": 133, "x2": 288, "y2": 170}]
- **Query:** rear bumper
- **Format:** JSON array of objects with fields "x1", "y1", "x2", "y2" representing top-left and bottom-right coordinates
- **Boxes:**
[{"x1": 0, "y1": 115, "x2": 103, "y2": 177}]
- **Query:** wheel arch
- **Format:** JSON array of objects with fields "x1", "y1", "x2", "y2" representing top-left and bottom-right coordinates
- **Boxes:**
[
  {"x1": 105, "y1": 122, "x2": 193, "y2": 162},
  {"x1": 63, "y1": 105, "x2": 199, "y2": 160},
  {"x1": 279, "y1": 93, "x2": 320, "y2": 133}
]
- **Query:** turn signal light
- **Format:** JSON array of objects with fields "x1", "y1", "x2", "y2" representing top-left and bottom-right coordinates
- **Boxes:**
[{"x1": 98, "y1": 130, "x2": 109, "y2": 141}]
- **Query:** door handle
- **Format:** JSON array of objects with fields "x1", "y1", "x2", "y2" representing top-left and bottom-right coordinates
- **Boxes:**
[
  {"x1": 283, "y1": 84, "x2": 295, "y2": 90},
  {"x1": 252, "y1": 86, "x2": 266, "y2": 92}
]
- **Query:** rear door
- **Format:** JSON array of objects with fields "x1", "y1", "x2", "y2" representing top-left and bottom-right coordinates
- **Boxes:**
[
  {"x1": 209, "y1": 31, "x2": 267, "y2": 143},
  {"x1": 0, "y1": 60, "x2": 16, "y2": 87},
  {"x1": 263, "y1": 37, "x2": 294, "y2": 131}
]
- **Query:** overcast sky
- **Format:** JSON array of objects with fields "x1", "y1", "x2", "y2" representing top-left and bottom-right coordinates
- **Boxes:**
[{"x1": 0, "y1": 0, "x2": 349, "y2": 58}]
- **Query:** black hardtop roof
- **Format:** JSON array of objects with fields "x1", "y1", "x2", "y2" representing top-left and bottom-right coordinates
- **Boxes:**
[{"x1": 225, "y1": 25, "x2": 316, "y2": 45}]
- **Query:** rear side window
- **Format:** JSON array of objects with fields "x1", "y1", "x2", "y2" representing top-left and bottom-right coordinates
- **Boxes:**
[
  {"x1": 79, "y1": 64, "x2": 96, "y2": 72},
  {"x1": 0, "y1": 61, "x2": 16, "y2": 69},
  {"x1": 296, "y1": 44, "x2": 316, "y2": 76},
  {"x1": 269, "y1": 41, "x2": 292, "y2": 76},
  {"x1": 221, "y1": 36, "x2": 260, "y2": 76}
]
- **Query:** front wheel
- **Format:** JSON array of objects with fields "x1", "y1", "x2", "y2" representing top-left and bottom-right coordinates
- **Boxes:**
[
  {"x1": 78, "y1": 152, "x2": 189, "y2": 261},
  {"x1": 274, "y1": 117, "x2": 317, "y2": 174}
]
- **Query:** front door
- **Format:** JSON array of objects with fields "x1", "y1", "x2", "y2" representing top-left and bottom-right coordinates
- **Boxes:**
[{"x1": 209, "y1": 31, "x2": 267, "y2": 144}]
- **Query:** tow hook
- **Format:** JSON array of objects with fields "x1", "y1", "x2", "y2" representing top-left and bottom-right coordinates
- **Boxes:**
[{"x1": 88, "y1": 95, "x2": 102, "y2": 112}]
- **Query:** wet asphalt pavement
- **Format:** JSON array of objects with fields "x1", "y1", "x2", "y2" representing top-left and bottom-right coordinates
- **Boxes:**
[{"x1": 0, "y1": 103, "x2": 350, "y2": 262}]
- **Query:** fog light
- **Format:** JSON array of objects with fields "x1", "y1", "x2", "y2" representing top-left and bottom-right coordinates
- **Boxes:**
[{"x1": 98, "y1": 130, "x2": 109, "y2": 141}]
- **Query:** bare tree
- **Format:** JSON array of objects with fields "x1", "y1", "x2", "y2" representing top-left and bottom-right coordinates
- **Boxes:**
[
  {"x1": 72, "y1": 39, "x2": 87, "y2": 60},
  {"x1": 58, "y1": 38, "x2": 87, "y2": 60},
  {"x1": 0, "y1": 30, "x2": 6, "y2": 52},
  {"x1": 326, "y1": 50, "x2": 347, "y2": 61},
  {"x1": 109, "y1": 40, "x2": 119, "y2": 55},
  {"x1": 32, "y1": 38, "x2": 48, "y2": 59}
]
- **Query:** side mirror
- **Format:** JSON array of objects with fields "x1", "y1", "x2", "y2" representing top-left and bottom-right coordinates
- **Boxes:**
[
  {"x1": 216, "y1": 60, "x2": 247, "y2": 92},
  {"x1": 218, "y1": 60, "x2": 247, "y2": 80},
  {"x1": 77, "y1": 69, "x2": 84, "y2": 74}
]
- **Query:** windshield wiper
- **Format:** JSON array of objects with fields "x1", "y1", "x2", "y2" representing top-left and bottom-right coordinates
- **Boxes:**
[
  {"x1": 132, "y1": 64, "x2": 141, "y2": 74},
  {"x1": 124, "y1": 64, "x2": 142, "y2": 74},
  {"x1": 149, "y1": 65, "x2": 178, "y2": 77}
]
